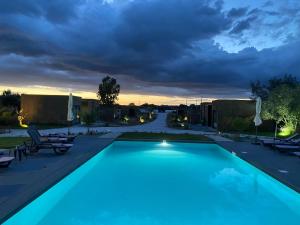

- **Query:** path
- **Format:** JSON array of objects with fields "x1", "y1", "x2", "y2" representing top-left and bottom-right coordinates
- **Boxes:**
[{"x1": 0, "y1": 113, "x2": 220, "y2": 137}]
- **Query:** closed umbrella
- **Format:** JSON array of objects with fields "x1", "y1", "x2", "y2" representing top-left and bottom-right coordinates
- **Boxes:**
[
  {"x1": 67, "y1": 93, "x2": 74, "y2": 134},
  {"x1": 254, "y1": 97, "x2": 262, "y2": 141}
]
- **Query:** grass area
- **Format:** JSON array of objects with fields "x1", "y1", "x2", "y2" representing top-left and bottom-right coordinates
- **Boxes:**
[
  {"x1": 0, "y1": 137, "x2": 30, "y2": 149},
  {"x1": 238, "y1": 131, "x2": 276, "y2": 137},
  {"x1": 118, "y1": 132, "x2": 213, "y2": 142},
  {"x1": 226, "y1": 130, "x2": 297, "y2": 138},
  {"x1": 3, "y1": 124, "x2": 67, "y2": 130}
]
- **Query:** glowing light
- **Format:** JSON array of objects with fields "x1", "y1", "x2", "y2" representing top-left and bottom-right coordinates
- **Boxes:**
[
  {"x1": 139, "y1": 116, "x2": 145, "y2": 123},
  {"x1": 17, "y1": 109, "x2": 28, "y2": 128},
  {"x1": 123, "y1": 116, "x2": 129, "y2": 123},
  {"x1": 184, "y1": 116, "x2": 188, "y2": 121},
  {"x1": 278, "y1": 126, "x2": 294, "y2": 137},
  {"x1": 161, "y1": 140, "x2": 169, "y2": 147}
]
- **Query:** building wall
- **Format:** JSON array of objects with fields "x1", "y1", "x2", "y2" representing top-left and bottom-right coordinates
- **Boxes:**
[
  {"x1": 212, "y1": 100, "x2": 255, "y2": 131},
  {"x1": 200, "y1": 103, "x2": 212, "y2": 126},
  {"x1": 81, "y1": 99, "x2": 100, "y2": 119},
  {"x1": 21, "y1": 94, "x2": 81, "y2": 125}
]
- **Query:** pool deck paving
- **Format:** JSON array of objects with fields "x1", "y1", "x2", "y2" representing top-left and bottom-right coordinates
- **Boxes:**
[
  {"x1": 0, "y1": 135, "x2": 116, "y2": 223},
  {"x1": 218, "y1": 141, "x2": 300, "y2": 193}
]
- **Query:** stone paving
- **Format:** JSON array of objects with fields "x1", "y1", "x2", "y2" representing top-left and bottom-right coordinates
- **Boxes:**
[
  {"x1": 0, "y1": 135, "x2": 114, "y2": 223},
  {"x1": 217, "y1": 141, "x2": 300, "y2": 193}
]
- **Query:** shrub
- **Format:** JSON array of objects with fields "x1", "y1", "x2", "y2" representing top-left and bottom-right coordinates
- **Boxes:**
[
  {"x1": 0, "y1": 110, "x2": 18, "y2": 126},
  {"x1": 231, "y1": 117, "x2": 252, "y2": 132},
  {"x1": 81, "y1": 112, "x2": 96, "y2": 126}
]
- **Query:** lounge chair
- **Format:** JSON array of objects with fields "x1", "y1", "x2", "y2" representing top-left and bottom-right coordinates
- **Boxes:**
[
  {"x1": 293, "y1": 152, "x2": 300, "y2": 157},
  {"x1": 27, "y1": 129, "x2": 73, "y2": 155},
  {"x1": 28, "y1": 127, "x2": 74, "y2": 143},
  {"x1": 29, "y1": 125, "x2": 76, "y2": 141},
  {"x1": 0, "y1": 156, "x2": 15, "y2": 167},
  {"x1": 260, "y1": 133, "x2": 299, "y2": 146},
  {"x1": 274, "y1": 144, "x2": 300, "y2": 153}
]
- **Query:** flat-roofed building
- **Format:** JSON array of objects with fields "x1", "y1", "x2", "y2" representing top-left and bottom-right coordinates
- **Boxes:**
[
  {"x1": 211, "y1": 100, "x2": 255, "y2": 131},
  {"x1": 200, "y1": 102, "x2": 213, "y2": 127},
  {"x1": 21, "y1": 94, "x2": 81, "y2": 125}
]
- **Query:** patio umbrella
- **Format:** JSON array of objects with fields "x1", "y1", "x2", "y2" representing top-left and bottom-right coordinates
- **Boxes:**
[
  {"x1": 253, "y1": 97, "x2": 262, "y2": 141},
  {"x1": 67, "y1": 93, "x2": 74, "y2": 134}
]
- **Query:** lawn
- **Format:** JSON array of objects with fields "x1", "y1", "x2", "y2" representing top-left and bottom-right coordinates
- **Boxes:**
[
  {"x1": 0, "y1": 137, "x2": 30, "y2": 149},
  {"x1": 118, "y1": 132, "x2": 213, "y2": 142}
]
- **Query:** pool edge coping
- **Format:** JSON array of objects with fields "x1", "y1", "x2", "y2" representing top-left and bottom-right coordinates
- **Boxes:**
[{"x1": 116, "y1": 138, "x2": 215, "y2": 143}]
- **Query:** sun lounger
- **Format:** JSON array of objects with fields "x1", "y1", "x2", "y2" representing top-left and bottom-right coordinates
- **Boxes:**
[
  {"x1": 27, "y1": 129, "x2": 73, "y2": 155},
  {"x1": 260, "y1": 134, "x2": 300, "y2": 146},
  {"x1": 0, "y1": 156, "x2": 15, "y2": 167},
  {"x1": 28, "y1": 127, "x2": 73, "y2": 143},
  {"x1": 35, "y1": 127, "x2": 76, "y2": 142},
  {"x1": 274, "y1": 144, "x2": 300, "y2": 153},
  {"x1": 293, "y1": 152, "x2": 300, "y2": 157}
]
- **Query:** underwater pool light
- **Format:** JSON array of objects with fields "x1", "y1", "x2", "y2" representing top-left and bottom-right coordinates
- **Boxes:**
[{"x1": 161, "y1": 140, "x2": 169, "y2": 147}]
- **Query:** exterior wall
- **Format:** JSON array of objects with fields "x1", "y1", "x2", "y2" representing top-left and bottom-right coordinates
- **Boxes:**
[
  {"x1": 200, "y1": 103, "x2": 212, "y2": 126},
  {"x1": 81, "y1": 99, "x2": 100, "y2": 119},
  {"x1": 212, "y1": 100, "x2": 255, "y2": 131},
  {"x1": 21, "y1": 94, "x2": 81, "y2": 125}
]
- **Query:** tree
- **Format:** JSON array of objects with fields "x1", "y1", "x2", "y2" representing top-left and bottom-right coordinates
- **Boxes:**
[
  {"x1": 251, "y1": 75, "x2": 300, "y2": 136},
  {"x1": 1, "y1": 89, "x2": 20, "y2": 109},
  {"x1": 250, "y1": 80, "x2": 268, "y2": 100},
  {"x1": 262, "y1": 85, "x2": 300, "y2": 135},
  {"x1": 97, "y1": 76, "x2": 120, "y2": 106},
  {"x1": 251, "y1": 74, "x2": 298, "y2": 100}
]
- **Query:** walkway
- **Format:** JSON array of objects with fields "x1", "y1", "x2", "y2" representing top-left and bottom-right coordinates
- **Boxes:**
[
  {"x1": 218, "y1": 141, "x2": 300, "y2": 193},
  {"x1": 0, "y1": 135, "x2": 115, "y2": 223},
  {"x1": 0, "y1": 113, "x2": 216, "y2": 137}
]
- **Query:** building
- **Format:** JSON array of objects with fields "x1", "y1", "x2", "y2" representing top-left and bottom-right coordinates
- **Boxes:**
[
  {"x1": 211, "y1": 100, "x2": 255, "y2": 131},
  {"x1": 199, "y1": 99, "x2": 272, "y2": 132},
  {"x1": 81, "y1": 99, "x2": 100, "y2": 118},
  {"x1": 200, "y1": 102, "x2": 213, "y2": 127},
  {"x1": 21, "y1": 94, "x2": 81, "y2": 125}
]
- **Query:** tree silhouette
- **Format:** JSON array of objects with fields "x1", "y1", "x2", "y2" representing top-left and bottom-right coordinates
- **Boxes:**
[{"x1": 97, "y1": 76, "x2": 120, "y2": 106}]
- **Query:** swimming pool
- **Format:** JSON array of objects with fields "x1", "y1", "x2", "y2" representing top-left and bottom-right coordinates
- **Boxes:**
[{"x1": 4, "y1": 141, "x2": 300, "y2": 225}]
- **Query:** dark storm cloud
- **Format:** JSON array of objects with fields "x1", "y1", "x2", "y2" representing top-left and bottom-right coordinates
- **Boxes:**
[
  {"x1": 228, "y1": 7, "x2": 248, "y2": 18},
  {"x1": 0, "y1": 0, "x2": 82, "y2": 23},
  {"x1": 229, "y1": 16, "x2": 257, "y2": 34},
  {"x1": 0, "y1": 0, "x2": 299, "y2": 98},
  {"x1": 0, "y1": 25, "x2": 49, "y2": 56}
]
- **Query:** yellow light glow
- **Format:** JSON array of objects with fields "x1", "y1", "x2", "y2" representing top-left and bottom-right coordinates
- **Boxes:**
[
  {"x1": 17, "y1": 116, "x2": 28, "y2": 128},
  {"x1": 124, "y1": 116, "x2": 129, "y2": 122},
  {"x1": 17, "y1": 109, "x2": 28, "y2": 128},
  {"x1": 139, "y1": 116, "x2": 145, "y2": 123},
  {"x1": 278, "y1": 126, "x2": 294, "y2": 137}
]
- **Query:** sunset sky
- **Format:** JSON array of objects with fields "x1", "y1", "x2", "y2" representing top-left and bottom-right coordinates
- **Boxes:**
[{"x1": 0, "y1": 0, "x2": 299, "y2": 105}]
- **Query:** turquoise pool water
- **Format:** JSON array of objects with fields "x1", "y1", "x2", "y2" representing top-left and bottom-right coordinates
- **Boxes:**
[{"x1": 4, "y1": 141, "x2": 300, "y2": 225}]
